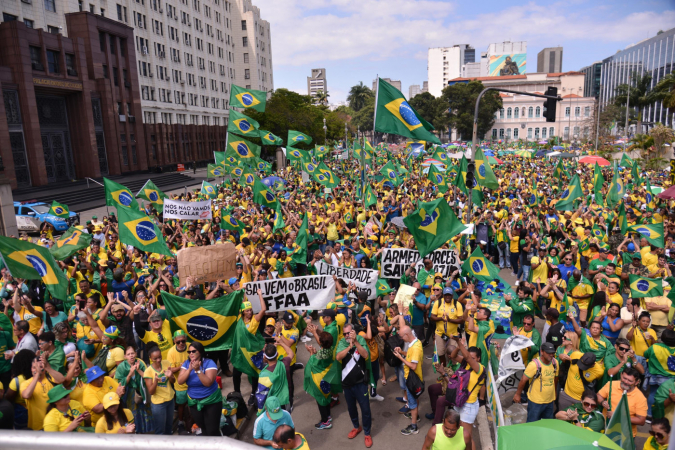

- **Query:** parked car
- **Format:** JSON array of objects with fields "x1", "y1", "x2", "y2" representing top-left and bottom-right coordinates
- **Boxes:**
[{"x1": 14, "y1": 201, "x2": 79, "y2": 232}]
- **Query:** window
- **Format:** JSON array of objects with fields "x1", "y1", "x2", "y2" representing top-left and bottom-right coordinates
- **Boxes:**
[
  {"x1": 44, "y1": 0, "x2": 56, "y2": 12},
  {"x1": 30, "y1": 46, "x2": 43, "y2": 70},
  {"x1": 506, "y1": 128, "x2": 511, "y2": 138},
  {"x1": 535, "y1": 106, "x2": 540, "y2": 118},
  {"x1": 514, "y1": 107, "x2": 519, "y2": 119},
  {"x1": 243, "y1": 53, "x2": 249, "y2": 63},
  {"x1": 563, "y1": 127, "x2": 569, "y2": 139},
  {"x1": 3, "y1": 13, "x2": 17, "y2": 22},
  {"x1": 46, "y1": 50, "x2": 60, "y2": 73},
  {"x1": 89, "y1": 4, "x2": 94, "y2": 13},
  {"x1": 513, "y1": 128, "x2": 519, "y2": 139},
  {"x1": 100, "y1": 8, "x2": 105, "y2": 17},
  {"x1": 499, "y1": 129, "x2": 504, "y2": 139},
  {"x1": 542, "y1": 127, "x2": 547, "y2": 138},
  {"x1": 506, "y1": 107, "x2": 512, "y2": 119},
  {"x1": 241, "y1": 20, "x2": 246, "y2": 30},
  {"x1": 534, "y1": 128, "x2": 540, "y2": 138},
  {"x1": 99, "y1": 32, "x2": 106, "y2": 52},
  {"x1": 117, "y1": 4, "x2": 123, "y2": 21},
  {"x1": 549, "y1": 127, "x2": 554, "y2": 137},
  {"x1": 584, "y1": 106, "x2": 590, "y2": 117},
  {"x1": 565, "y1": 107, "x2": 570, "y2": 117},
  {"x1": 499, "y1": 108, "x2": 504, "y2": 119},
  {"x1": 527, "y1": 128, "x2": 532, "y2": 138},
  {"x1": 574, "y1": 107, "x2": 580, "y2": 117},
  {"x1": 65, "y1": 53, "x2": 77, "y2": 76},
  {"x1": 110, "y1": 35, "x2": 116, "y2": 54},
  {"x1": 24, "y1": 19, "x2": 34, "y2": 28},
  {"x1": 244, "y1": 69, "x2": 250, "y2": 79},
  {"x1": 242, "y1": 36, "x2": 248, "y2": 47},
  {"x1": 492, "y1": 129, "x2": 497, "y2": 139},
  {"x1": 113, "y1": 67, "x2": 119, "y2": 86},
  {"x1": 103, "y1": 64, "x2": 109, "y2": 78},
  {"x1": 528, "y1": 107, "x2": 533, "y2": 118},
  {"x1": 573, "y1": 126, "x2": 580, "y2": 137},
  {"x1": 47, "y1": 25, "x2": 59, "y2": 34}
]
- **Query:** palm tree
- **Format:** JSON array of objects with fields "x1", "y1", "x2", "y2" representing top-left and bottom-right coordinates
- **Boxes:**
[
  {"x1": 314, "y1": 90, "x2": 329, "y2": 106},
  {"x1": 627, "y1": 133, "x2": 655, "y2": 158},
  {"x1": 347, "y1": 82, "x2": 374, "y2": 112},
  {"x1": 655, "y1": 72, "x2": 675, "y2": 110},
  {"x1": 613, "y1": 72, "x2": 659, "y2": 135}
]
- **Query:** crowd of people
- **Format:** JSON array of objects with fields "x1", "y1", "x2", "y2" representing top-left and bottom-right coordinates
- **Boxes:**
[{"x1": 0, "y1": 141, "x2": 674, "y2": 450}]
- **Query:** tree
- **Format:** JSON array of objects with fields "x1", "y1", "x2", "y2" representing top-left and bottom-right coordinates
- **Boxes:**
[
  {"x1": 655, "y1": 72, "x2": 675, "y2": 110},
  {"x1": 408, "y1": 92, "x2": 449, "y2": 139},
  {"x1": 649, "y1": 123, "x2": 675, "y2": 157},
  {"x1": 351, "y1": 96, "x2": 375, "y2": 132},
  {"x1": 441, "y1": 81, "x2": 502, "y2": 140},
  {"x1": 314, "y1": 90, "x2": 329, "y2": 106},
  {"x1": 613, "y1": 72, "x2": 659, "y2": 135},
  {"x1": 347, "y1": 82, "x2": 374, "y2": 112}
]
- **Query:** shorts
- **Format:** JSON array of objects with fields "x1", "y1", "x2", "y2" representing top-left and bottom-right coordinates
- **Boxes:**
[
  {"x1": 405, "y1": 385, "x2": 418, "y2": 410},
  {"x1": 435, "y1": 334, "x2": 453, "y2": 357},
  {"x1": 454, "y1": 399, "x2": 479, "y2": 424},
  {"x1": 175, "y1": 389, "x2": 188, "y2": 405}
]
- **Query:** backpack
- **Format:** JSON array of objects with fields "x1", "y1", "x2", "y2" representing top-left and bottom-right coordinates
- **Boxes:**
[
  {"x1": 225, "y1": 391, "x2": 249, "y2": 419},
  {"x1": 405, "y1": 368, "x2": 425, "y2": 399},
  {"x1": 384, "y1": 334, "x2": 404, "y2": 368},
  {"x1": 445, "y1": 365, "x2": 486, "y2": 408},
  {"x1": 91, "y1": 345, "x2": 125, "y2": 374},
  {"x1": 528, "y1": 358, "x2": 558, "y2": 394}
]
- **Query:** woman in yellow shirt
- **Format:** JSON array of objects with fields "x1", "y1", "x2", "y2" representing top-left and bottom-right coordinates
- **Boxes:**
[
  {"x1": 43, "y1": 385, "x2": 91, "y2": 432},
  {"x1": 94, "y1": 392, "x2": 135, "y2": 434},
  {"x1": 627, "y1": 312, "x2": 657, "y2": 357},
  {"x1": 643, "y1": 418, "x2": 670, "y2": 450},
  {"x1": 143, "y1": 345, "x2": 175, "y2": 435}
]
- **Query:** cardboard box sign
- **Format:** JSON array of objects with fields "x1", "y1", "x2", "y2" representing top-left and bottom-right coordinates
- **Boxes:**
[{"x1": 177, "y1": 242, "x2": 238, "y2": 285}]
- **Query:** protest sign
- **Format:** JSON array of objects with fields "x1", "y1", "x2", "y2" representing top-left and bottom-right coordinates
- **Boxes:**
[
  {"x1": 393, "y1": 283, "x2": 416, "y2": 312},
  {"x1": 163, "y1": 198, "x2": 212, "y2": 220},
  {"x1": 379, "y1": 248, "x2": 461, "y2": 279},
  {"x1": 496, "y1": 334, "x2": 532, "y2": 384},
  {"x1": 244, "y1": 275, "x2": 335, "y2": 313},
  {"x1": 176, "y1": 242, "x2": 237, "y2": 285},
  {"x1": 314, "y1": 260, "x2": 379, "y2": 300}
]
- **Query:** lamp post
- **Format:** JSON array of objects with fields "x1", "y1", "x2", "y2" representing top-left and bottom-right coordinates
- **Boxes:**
[
  {"x1": 344, "y1": 123, "x2": 348, "y2": 151},
  {"x1": 323, "y1": 117, "x2": 327, "y2": 145}
]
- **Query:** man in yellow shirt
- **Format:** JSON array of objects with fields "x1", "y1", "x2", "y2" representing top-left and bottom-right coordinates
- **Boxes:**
[
  {"x1": 82, "y1": 366, "x2": 125, "y2": 424},
  {"x1": 513, "y1": 342, "x2": 558, "y2": 422},
  {"x1": 394, "y1": 326, "x2": 423, "y2": 436},
  {"x1": 559, "y1": 352, "x2": 603, "y2": 410},
  {"x1": 166, "y1": 330, "x2": 190, "y2": 434},
  {"x1": 429, "y1": 288, "x2": 464, "y2": 367}
]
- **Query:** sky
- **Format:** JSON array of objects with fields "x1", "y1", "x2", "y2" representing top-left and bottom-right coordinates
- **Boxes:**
[{"x1": 253, "y1": 0, "x2": 675, "y2": 103}]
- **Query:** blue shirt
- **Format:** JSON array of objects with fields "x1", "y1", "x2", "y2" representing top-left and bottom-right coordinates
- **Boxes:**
[
  {"x1": 411, "y1": 293, "x2": 429, "y2": 326},
  {"x1": 557, "y1": 264, "x2": 575, "y2": 282},
  {"x1": 111, "y1": 279, "x2": 136, "y2": 300},
  {"x1": 253, "y1": 409, "x2": 295, "y2": 449},
  {"x1": 181, "y1": 358, "x2": 218, "y2": 398}
]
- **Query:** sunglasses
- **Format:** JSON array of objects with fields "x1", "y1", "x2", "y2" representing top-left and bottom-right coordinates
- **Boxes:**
[
  {"x1": 187, "y1": 349, "x2": 198, "y2": 354},
  {"x1": 582, "y1": 402, "x2": 597, "y2": 408},
  {"x1": 175, "y1": 340, "x2": 187, "y2": 344},
  {"x1": 433, "y1": 288, "x2": 441, "y2": 291},
  {"x1": 650, "y1": 431, "x2": 665, "y2": 440},
  {"x1": 618, "y1": 347, "x2": 630, "y2": 352}
]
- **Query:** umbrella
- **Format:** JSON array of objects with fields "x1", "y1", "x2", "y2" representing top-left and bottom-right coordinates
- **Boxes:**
[
  {"x1": 498, "y1": 420, "x2": 622, "y2": 450},
  {"x1": 391, "y1": 217, "x2": 407, "y2": 229},
  {"x1": 651, "y1": 185, "x2": 664, "y2": 194},
  {"x1": 421, "y1": 158, "x2": 445, "y2": 170},
  {"x1": 579, "y1": 156, "x2": 610, "y2": 166},
  {"x1": 657, "y1": 185, "x2": 675, "y2": 199},
  {"x1": 535, "y1": 150, "x2": 548, "y2": 157},
  {"x1": 552, "y1": 146, "x2": 565, "y2": 150},
  {"x1": 487, "y1": 156, "x2": 504, "y2": 165},
  {"x1": 483, "y1": 150, "x2": 495, "y2": 156},
  {"x1": 515, "y1": 150, "x2": 532, "y2": 158}
]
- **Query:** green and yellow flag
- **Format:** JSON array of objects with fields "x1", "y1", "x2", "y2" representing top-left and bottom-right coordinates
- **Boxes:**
[
  {"x1": 316, "y1": 162, "x2": 339, "y2": 188},
  {"x1": 230, "y1": 165, "x2": 245, "y2": 178},
  {"x1": 554, "y1": 174, "x2": 583, "y2": 211},
  {"x1": 0, "y1": 236, "x2": 68, "y2": 299},
  {"x1": 48, "y1": 201, "x2": 69, "y2": 219},
  {"x1": 606, "y1": 168, "x2": 625, "y2": 208},
  {"x1": 428, "y1": 164, "x2": 448, "y2": 193},
  {"x1": 229, "y1": 84, "x2": 266, "y2": 112},
  {"x1": 644, "y1": 177, "x2": 656, "y2": 211},
  {"x1": 227, "y1": 109, "x2": 260, "y2": 138},
  {"x1": 259, "y1": 130, "x2": 283, "y2": 146},
  {"x1": 117, "y1": 206, "x2": 172, "y2": 256},
  {"x1": 50, "y1": 227, "x2": 93, "y2": 260},
  {"x1": 287, "y1": 147, "x2": 311, "y2": 164},
  {"x1": 220, "y1": 212, "x2": 244, "y2": 232},
  {"x1": 253, "y1": 177, "x2": 278, "y2": 209},
  {"x1": 104, "y1": 178, "x2": 139, "y2": 209},
  {"x1": 628, "y1": 274, "x2": 663, "y2": 298},
  {"x1": 619, "y1": 153, "x2": 634, "y2": 169},
  {"x1": 201, "y1": 181, "x2": 217, "y2": 199},
  {"x1": 461, "y1": 246, "x2": 501, "y2": 282},
  {"x1": 207, "y1": 164, "x2": 226, "y2": 178},
  {"x1": 161, "y1": 290, "x2": 242, "y2": 351},
  {"x1": 606, "y1": 392, "x2": 636, "y2": 450},
  {"x1": 214, "y1": 151, "x2": 226, "y2": 165},
  {"x1": 273, "y1": 201, "x2": 285, "y2": 233},
  {"x1": 593, "y1": 162, "x2": 605, "y2": 206},
  {"x1": 474, "y1": 148, "x2": 499, "y2": 190},
  {"x1": 403, "y1": 197, "x2": 466, "y2": 258},
  {"x1": 628, "y1": 222, "x2": 664, "y2": 248},
  {"x1": 431, "y1": 148, "x2": 450, "y2": 167},
  {"x1": 290, "y1": 214, "x2": 308, "y2": 264},
  {"x1": 618, "y1": 202, "x2": 628, "y2": 235},
  {"x1": 376, "y1": 278, "x2": 393, "y2": 296},
  {"x1": 288, "y1": 130, "x2": 312, "y2": 147},
  {"x1": 136, "y1": 179, "x2": 167, "y2": 205},
  {"x1": 380, "y1": 161, "x2": 401, "y2": 186},
  {"x1": 364, "y1": 184, "x2": 378, "y2": 208},
  {"x1": 226, "y1": 133, "x2": 261, "y2": 160},
  {"x1": 231, "y1": 315, "x2": 266, "y2": 378}
]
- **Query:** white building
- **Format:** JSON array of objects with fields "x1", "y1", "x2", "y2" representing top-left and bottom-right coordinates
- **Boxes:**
[
  {"x1": 427, "y1": 45, "x2": 475, "y2": 97},
  {"x1": 373, "y1": 77, "x2": 401, "y2": 92},
  {"x1": 448, "y1": 72, "x2": 596, "y2": 142},
  {"x1": 307, "y1": 68, "x2": 326, "y2": 97},
  {"x1": 0, "y1": 0, "x2": 273, "y2": 127},
  {"x1": 408, "y1": 84, "x2": 421, "y2": 99},
  {"x1": 483, "y1": 41, "x2": 527, "y2": 77}
]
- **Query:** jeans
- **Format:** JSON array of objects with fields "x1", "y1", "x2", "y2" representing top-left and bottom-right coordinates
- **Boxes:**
[
  {"x1": 428, "y1": 383, "x2": 451, "y2": 424},
  {"x1": 151, "y1": 399, "x2": 175, "y2": 435},
  {"x1": 343, "y1": 383, "x2": 372, "y2": 435},
  {"x1": 396, "y1": 365, "x2": 406, "y2": 391},
  {"x1": 521, "y1": 265, "x2": 531, "y2": 281},
  {"x1": 370, "y1": 359, "x2": 380, "y2": 397},
  {"x1": 510, "y1": 252, "x2": 520, "y2": 275},
  {"x1": 498, "y1": 244, "x2": 511, "y2": 268},
  {"x1": 405, "y1": 384, "x2": 418, "y2": 410},
  {"x1": 526, "y1": 401, "x2": 555, "y2": 422}
]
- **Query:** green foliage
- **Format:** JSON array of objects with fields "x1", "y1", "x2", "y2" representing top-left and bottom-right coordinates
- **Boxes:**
[
  {"x1": 348, "y1": 82, "x2": 374, "y2": 112},
  {"x1": 408, "y1": 92, "x2": 449, "y2": 134},
  {"x1": 441, "y1": 81, "x2": 502, "y2": 140},
  {"x1": 655, "y1": 73, "x2": 675, "y2": 110},
  {"x1": 613, "y1": 73, "x2": 659, "y2": 133},
  {"x1": 352, "y1": 96, "x2": 375, "y2": 132}
]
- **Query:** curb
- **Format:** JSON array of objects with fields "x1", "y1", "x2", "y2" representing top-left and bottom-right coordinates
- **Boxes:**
[{"x1": 476, "y1": 405, "x2": 494, "y2": 450}]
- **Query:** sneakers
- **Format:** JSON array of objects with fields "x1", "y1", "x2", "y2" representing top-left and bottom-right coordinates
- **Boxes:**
[
  {"x1": 327, "y1": 416, "x2": 332, "y2": 423},
  {"x1": 422, "y1": 341, "x2": 430, "y2": 348},
  {"x1": 401, "y1": 424, "x2": 419, "y2": 435},
  {"x1": 247, "y1": 394, "x2": 257, "y2": 406},
  {"x1": 399, "y1": 405, "x2": 411, "y2": 414},
  {"x1": 191, "y1": 424, "x2": 202, "y2": 435},
  {"x1": 370, "y1": 394, "x2": 384, "y2": 402},
  {"x1": 292, "y1": 362, "x2": 305, "y2": 371},
  {"x1": 348, "y1": 427, "x2": 363, "y2": 439},
  {"x1": 287, "y1": 404, "x2": 294, "y2": 414},
  {"x1": 176, "y1": 422, "x2": 189, "y2": 435},
  {"x1": 330, "y1": 397, "x2": 340, "y2": 408},
  {"x1": 300, "y1": 336, "x2": 312, "y2": 343},
  {"x1": 365, "y1": 436, "x2": 373, "y2": 448},
  {"x1": 646, "y1": 416, "x2": 653, "y2": 424},
  {"x1": 395, "y1": 396, "x2": 407, "y2": 403},
  {"x1": 425, "y1": 355, "x2": 434, "y2": 360},
  {"x1": 403, "y1": 412, "x2": 421, "y2": 420},
  {"x1": 315, "y1": 421, "x2": 332, "y2": 430},
  {"x1": 425, "y1": 413, "x2": 435, "y2": 420}
]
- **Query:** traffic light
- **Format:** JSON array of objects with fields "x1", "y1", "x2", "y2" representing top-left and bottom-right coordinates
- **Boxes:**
[
  {"x1": 466, "y1": 162, "x2": 476, "y2": 189},
  {"x1": 543, "y1": 87, "x2": 558, "y2": 122}
]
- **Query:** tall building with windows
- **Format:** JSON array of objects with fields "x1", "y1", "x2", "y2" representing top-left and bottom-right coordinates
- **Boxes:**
[
  {"x1": 231, "y1": 0, "x2": 272, "y2": 93},
  {"x1": 537, "y1": 47, "x2": 563, "y2": 73},
  {"x1": 373, "y1": 78, "x2": 401, "y2": 92},
  {"x1": 307, "y1": 68, "x2": 326, "y2": 97},
  {"x1": 580, "y1": 62, "x2": 602, "y2": 98},
  {"x1": 408, "y1": 84, "x2": 421, "y2": 99},
  {"x1": 427, "y1": 45, "x2": 475, "y2": 97}
]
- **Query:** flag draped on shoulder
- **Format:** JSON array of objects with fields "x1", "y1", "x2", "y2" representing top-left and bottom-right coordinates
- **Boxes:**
[
  {"x1": 462, "y1": 246, "x2": 500, "y2": 282},
  {"x1": 0, "y1": 236, "x2": 68, "y2": 299},
  {"x1": 474, "y1": 148, "x2": 499, "y2": 189},
  {"x1": 161, "y1": 290, "x2": 242, "y2": 351},
  {"x1": 231, "y1": 317, "x2": 266, "y2": 378},
  {"x1": 48, "y1": 201, "x2": 69, "y2": 219},
  {"x1": 105, "y1": 178, "x2": 139, "y2": 209},
  {"x1": 116, "y1": 206, "x2": 172, "y2": 256},
  {"x1": 227, "y1": 109, "x2": 260, "y2": 138},
  {"x1": 229, "y1": 84, "x2": 267, "y2": 112},
  {"x1": 136, "y1": 180, "x2": 167, "y2": 205},
  {"x1": 50, "y1": 227, "x2": 93, "y2": 260},
  {"x1": 374, "y1": 78, "x2": 441, "y2": 145},
  {"x1": 403, "y1": 198, "x2": 466, "y2": 258}
]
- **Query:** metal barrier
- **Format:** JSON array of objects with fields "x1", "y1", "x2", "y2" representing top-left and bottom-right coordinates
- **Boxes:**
[{"x1": 0, "y1": 430, "x2": 260, "y2": 450}]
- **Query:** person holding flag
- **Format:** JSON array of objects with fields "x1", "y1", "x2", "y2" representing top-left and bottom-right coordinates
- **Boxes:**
[{"x1": 597, "y1": 367, "x2": 647, "y2": 439}]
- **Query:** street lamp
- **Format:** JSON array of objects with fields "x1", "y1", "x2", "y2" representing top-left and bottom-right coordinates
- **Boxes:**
[
  {"x1": 323, "y1": 118, "x2": 327, "y2": 145},
  {"x1": 344, "y1": 123, "x2": 348, "y2": 151}
]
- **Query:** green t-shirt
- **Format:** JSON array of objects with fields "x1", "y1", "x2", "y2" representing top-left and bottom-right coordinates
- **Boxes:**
[
  {"x1": 588, "y1": 258, "x2": 611, "y2": 273},
  {"x1": 0, "y1": 330, "x2": 15, "y2": 374},
  {"x1": 47, "y1": 345, "x2": 67, "y2": 375}
]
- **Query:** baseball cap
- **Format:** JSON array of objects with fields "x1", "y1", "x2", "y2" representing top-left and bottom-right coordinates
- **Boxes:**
[
  {"x1": 111, "y1": 303, "x2": 126, "y2": 312},
  {"x1": 576, "y1": 352, "x2": 597, "y2": 371},
  {"x1": 266, "y1": 317, "x2": 276, "y2": 327},
  {"x1": 265, "y1": 396, "x2": 283, "y2": 420},
  {"x1": 282, "y1": 311, "x2": 295, "y2": 324},
  {"x1": 319, "y1": 309, "x2": 337, "y2": 318},
  {"x1": 173, "y1": 329, "x2": 187, "y2": 339},
  {"x1": 541, "y1": 342, "x2": 556, "y2": 354},
  {"x1": 241, "y1": 301, "x2": 252, "y2": 311},
  {"x1": 434, "y1": 272, "x2": 444, "y2": 279},
  {"x1": 442, "y1": 287, "x2": 454, "y2": 295},
  {"x1": 102, "y1": 392, "x2": 121, "y2": 409},
  {"x1": 228, "y1": 277, "x2": 238, "y2": 286},
  {"x1": 539, "y1": 245, "x2": 547, "y2": 251}
]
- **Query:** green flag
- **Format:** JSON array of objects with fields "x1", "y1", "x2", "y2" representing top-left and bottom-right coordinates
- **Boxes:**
[
  {"x1": 428, "y1": 164, "x2": 449, "y2": 193},
  {"x1": 606, "y1": 168, "x2": 625, "y2": 208},
  {"x1": 230, "y1": 316, "x2": 266, "y2": 378},
  {"x1": 403, "y1": 197, "x2": 467, "y2": 258},
  {"x1": 619, "y1": 153, "x2": 634, "y2": 169},
  {"x1": 316, "y1": 162, "x2": 340, "y2": 188},
  {"x1": 364, "y1": 184, "x2": 378, "y2": 208},
  {"x1": 227, "y1": 109, "x2": 260, "y2": 138},
  {"x1": 0, "y1": 236, "x2": 68, "y2": 299},
  {"x1": 554, "y1": 174, "x2": 583, "y2": 211},
  {"x1": 628, "y1": 274, "x2": 664, "y2": 298},
  {"x1": 374, "y1": 78, "x2": 441, "y2": 144},
  {"x1": 606, "y1": 392, "x2": 636, "y2": 450},
  {"x1": 618, "y1": 202, "x2": 628, "y2": 235},
  {"x1": 229, "y1": 84, "x2": 267, "y2": 112},
  {"x1": 431, "y1": 148, "x2": 450, "y2": 167},
  {"x1": 161, "y1": 290, "x2": 242, "y2": 351},
  {"x1": 628, "y1": 222, "x2": 664, "y2": 248},
  {"x1": 644, "y1": 176, "x2": 656, "y2": 211},
  {"x1": 553, "y1": 159, "x2": 568, "y2": 179},
  {"x1": 50, "y1": 227, "x2": 93, "y2": 261},
  {"x1": 253, "y1": 176, "x2": 278, "y2": 209},
  {"x1": 376, "y1": 278, "x2": 393, "y2": 296},
  {"x1": 380, "y1": 161, "x2": 401, "y2": 186},
  {"x1": 221, "y1": 212, "x2": 244, "y2": 233},
  {"x1": 474, "y1": 148, "x2": 499, "y2": 190},
  {"x1": 226, "y1": 133, "x2": 261, "y2": 160},
  {"x1": 201, "y1": 181, "x2": 217, "y2": 199},
  {"x1": 214, "y1": 151, "x2": 225, "y2": 165},
  {"x1": 287, "y1": 147, "x2": 311, "y2": 164},
  {"x1": 207, "y1": 164, "x2": 226, "y2": 178},
  {"x1": 593, "y1": 162, "x2": 605, "y2": 206},
  {"x1": 304, "y1": 349, "x2": 342, "y2": 406},
  {"x1": 259, "y1": 130, "x2": 283, "y2": 145},
  {"x1": 290, "y1": 214, "x2": 308, "y2": 264},
  {"x1": 136, "y1": 179, "x2": 167, "y2": 205},
  {"x1": 116, "y1": 206, "x2": 172, "y2": 256},
  {"x1": 104, "y1": 178, "x2": 139, "y2": 209},
  {"x1": 461, "y1": 246, "x2": 500, "y2": 282},
  {"x1": 288, "y1": 130, "x2": 312, "y2": 146},
  {"x1": 48, "y1": 201, "x2": 69, "y2": 219},
  {"x1": 273, "y1": 201, "x2": 285, "y2": 232}
]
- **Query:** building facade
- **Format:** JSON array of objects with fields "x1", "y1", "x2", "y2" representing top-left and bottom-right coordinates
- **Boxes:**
[
  {"x1": 580, "y1": 62, "x2": 601, "y2": 98},
  {"x1": 307, "y1": 68, "x2": 326, "y2": 97},
  {"x1": 427, "y1": 45, "x2": 474, "y2": 97},
  {"x1": 448, "y1": 72, "x2": 595, "y2": 142},
  {"x1": 598, "y1": 28, "x2": 674, "y2": 130},
  {"x1": 408, "y1": 84, "x2": 421, "y2": 99},
  {"x1": 373, "y1": 77, "x2": 401, "y2": 92},
  {"x1": 537, "y1": 47, "x2": 563, "y2": 73},
  {"x1": 482, "y1": 41, "x2": 527, "y2": 77}
]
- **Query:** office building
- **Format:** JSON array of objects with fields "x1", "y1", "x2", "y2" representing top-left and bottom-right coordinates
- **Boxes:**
[
  {"x1": 408, "y1": 84, "x2": 421, "y2": 99},
  {"x1": 580, "y1": 62, "x2": 602, "y2": 98},
  {"x1": 448, "y1": 72, "x2": 595, "y2": 142},
  {"x1": 427, "y1": 45, "x2": 475, "y2": 97},
  {"x1": 373, "y1": 78, "x2": 401, "y2": 92},
  {"x1": 421, "y1": 81, "x2": 428, "y2": 93},
  {"x1": 598, "y1": 28, "x2": 675, "y2": 129},
  {"x1": 307, "y1": 68, "x2": 326, "y2": 97},
  {"x1": 462, "y1": 62, "x2": 481, "y2": 78},
  {"x1": 537, "y1": 47, "x2": 563, "y2": 73}
]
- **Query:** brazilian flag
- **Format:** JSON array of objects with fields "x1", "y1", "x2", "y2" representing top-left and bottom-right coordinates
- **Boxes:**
[
  {"x1": 619, "y1": 153, "x2": 634, "y2": 169},
  {"x1": 618, "y1": 202, "x2": 628, "y2": 234},
  {"x1": 0, "y1": 236, "x2": 68, "y2": 299},
  {"x1": 554, "y1": 174, "x2": 583, "y2": 211},
  {"x1": 593, "y1": 162, "x2": 605, "y2": 206},
  {"x1": 605, "y1": 392, "x2": 636, "y2": 450},
  {"x1": 644, "y1": 177, "x2": 656, "y2": 211},
  {"x1": 364, "y1": 184, "x2": 378, "y2": 209},
  {"x1": 214, "y1": 151, "x2": 226, "y2": 165},
  {"x1": 431, "y1": 148, "x2": 449, "y2": 167},
  {"x1": 287, "y1": 147, "x2": 311, "y2": 164},
  {"x1": 287, "y1": 130, "x2": 312, "y2": 147},
  {"x1": 50, "y1": 227, "x2": 93, "y2": 260},
  {"x1": 403, "y1": 197, "x2": 466, "y2": 258},
  {"x1": 553, "y1": 159, "x2": 569, "y2": 179},
  {"x1": 379, "y1": 161, "x2": 401, "y2": 186},
  {"x1": 273, "y1": 202, "x2": 285, "y2": 233},
  {"x1": 136, "y1": 179, "x2": 167, "y2": 205},
  {"x1": 231, "y1": 316, "x2": 266, "y2": 378},
  {"x1": 628, "y1": 222, "x2": 664, "y2": 248},
  {"x1": 428, "y1": 164, "x2": 448, "y2": 193},
  {"x1": 227, "y1": 109, "x2": 260, "y2": 138},
  {"x1": 259, "y1": 130, "x2": 283, "y2": 146},
  {"x1": 253, "y1": 158, "x2": 272, "y2": 174},
  {"x1": 226, "y1": 133, "x2": 260, "y2": 159},
  {"x1": 201, "y1": 181, "x2": 217, "y2": 199},
  {"x1": 229, "y1": 84, "x2": 266, "y2": 112},
  {"x1": 454, "y1": 155, "x2": 469, "y2": 195},
  {"x1": 474, "y1": 148, "x2": 499, "y2": 190},
  {"x1": 628, "y1": 274, "x2": 663, "y2": 298},
  {"x1": 161, "y1": 290, "x2": 242, "y2": 351},
  {"x1": 303, "y1": 351, "x2": 342, "y2": 406},
  {"x1": 289, "y1": 214, "x2": 308, "y2": 264},
  {"x1": 221, "y1": 212, "x2": 243, "y2": 232},
  {"x1": 207, "y1": 164, "x2": 226, "y2": 178},
  {"x1": 301, "y1": 159, "x2": 319, "y2": 175},
  {"x1": 48, "y1": 201, "x2": 69, "y2": 219},
  {"x1": 376, "y1": 278, "x2": 393, "y2": 296},
  {"x1": 104, "y1": 177, "x2": 139, "y2": 209},
  {"x1": 253, "y1": 177, "x2": 278, "y2": 209},
  {"x1": 316, "y1": 162, "x2": 339, "y2": 188},
  {"x1": 116, "y1": 206, "x2": 172, "y2": 256},
  {"x1": 461, "y1": 246, "x2": 500, "y2": 282},
  {"x1": 591, "y1": 224, "x2": 606, "y2": 241},
  {"x1": 606, "y1": 168, "x2": 625, "y2": 209},
  {"x1": 230, "y1": 165, "x2": 245, "y2": 178}
]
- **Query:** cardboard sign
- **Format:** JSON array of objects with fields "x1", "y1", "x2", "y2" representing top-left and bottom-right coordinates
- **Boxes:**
[{"x1": 177, "y1": 242, "x2": 237, "y2": 285}]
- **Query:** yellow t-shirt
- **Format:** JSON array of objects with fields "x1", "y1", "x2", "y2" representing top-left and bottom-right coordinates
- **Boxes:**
[
  {"x1": 94, "y1": 408, "x2": 134, "y2": 434},
  {"x1": 404, "y1": 339, "x2": 424, "y2": 382},
  {"x1": 43, "y1": 400, "x2": 86, "y2": 432},
  {"x1": 564, "y1": 351, "x2": 604, "y2": 400},
  {"x1": 167, "y1": 345, "x2": 189, "y2": 392},
  {"x1": 106, "y1": 346, "x2": 125, "y2": 377},
  {"x1": 530, "y1": 256, "x2": 549, "y2": 283},
  {"x1": 140, "y1": 320, "x2": 173, "y2": 359},
  {"x1": 20, "y1": 377, "x2": 54, "y2": 430},
  {"x1": 641, "y1": 249, "x2": 658, "y2": 268},
  {"x1": 630, "y1": 327, "x2": 656, "y2": 357},
  {"x1": 82, "y1": 376, "x2": 119, "y2": 424},
  {"x1": 607, "y1": 292, "x2": 624, "y2": 308},
  {"x1": 571, "y1": 284, "x2": 595, "y2": 309},
  {"x1": 523, "y1": 358, "x2": 559, "y2": 404},
  {"x1": 431, "y1": 301, "x2": 464, "y2": 336},
  {"x1": 143, "y1": 360, "x2": 175, "y2": 404},
  {"x1": 278, "y1": 326, "x2": 299, "y2": 365},
  {"x1": 17, "y1": 306, "x2": 44, "y2": 335},
  {"x1": 8, "y1": 375, "x2": 27, "y2": 407},
  {"x1": 467, "y1": 364, "x2": 485, "y2": 404}
]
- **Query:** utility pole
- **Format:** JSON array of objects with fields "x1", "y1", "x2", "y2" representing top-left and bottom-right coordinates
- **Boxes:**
[
  {"x1": 624, "y1": 73, "x2": 631, "y2": 152},
  {"x1": 594, "y1": 67, "x2": 603, "y2": 151}
]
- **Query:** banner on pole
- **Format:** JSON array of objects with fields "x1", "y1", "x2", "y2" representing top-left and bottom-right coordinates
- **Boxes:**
[
  {"x1": 163, "y1": 199, "x2": 212, "y2": 220},
  {"x1": 379, "y1": 248, "x2": 461, "y2": 279},
  {"x1": 315, "y1": 260, "x2": 379, "y2": 300},
  {"x1": 244, "y1": 275, "x2": 335, "y2": 313}
]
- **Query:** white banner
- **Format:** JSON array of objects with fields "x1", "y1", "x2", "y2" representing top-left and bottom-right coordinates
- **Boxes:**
[
  {"x1": 379, "y1": 248, "x2": 461, "y2": 279},
  {"x1": 244, "y1": 275, "x2": 335, "y2": 313},
  {"x1": 314, "y1": 260, "x2": 379, "y2": 300},
  {"x1": 496, "y1": 334, "x2": 533, "y2": 384},
  {"x1": 163, "y1": 199, "x2": 212, "y2": 220}
]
